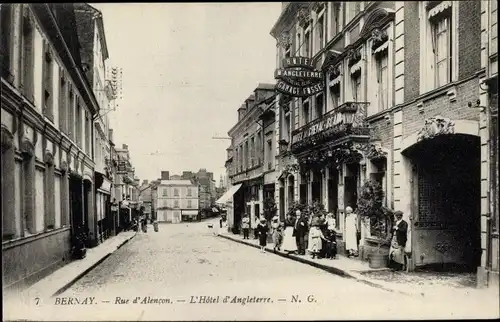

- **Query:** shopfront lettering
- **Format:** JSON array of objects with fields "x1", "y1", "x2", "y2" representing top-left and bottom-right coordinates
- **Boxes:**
[
  {"x1": 291, "y1": 111, "x2": 344, "y2": 145},
  {"x1": 274, "y1": 56, "x2": 324, "y2": 98}
]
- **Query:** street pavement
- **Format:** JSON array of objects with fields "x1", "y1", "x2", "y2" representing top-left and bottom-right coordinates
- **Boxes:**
[{"x1": 5, "y1": 219, "x2": 499, "y2": 321}]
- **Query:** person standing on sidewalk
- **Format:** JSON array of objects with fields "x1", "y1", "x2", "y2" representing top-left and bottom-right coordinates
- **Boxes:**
[
  {"x1": 345, "y1": 206, "x2": 359, "y2": 257},
  {"x1": 308, "y1": 217, "x2": 328, "y2": 259},
  {"x1": 241, "y1": 214, "x2": 250, "y2": 239},
  {"x1": 256, "y1": 218, "x2": 269, "y2": 253},
  {"x1": 294, "y1": 210, "x2": 308, "y2": 255},
  {"x1": 389, "y1": 210, "x2": 408, "y2": 271},
  {"x1": 271, "y1": 215, "x2": 282, "y2": 252},
  {"x1": 282, "y1": 214, "x2": 297, "y2": 254}
]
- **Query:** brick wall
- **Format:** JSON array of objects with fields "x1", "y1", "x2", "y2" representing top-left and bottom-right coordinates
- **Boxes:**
[
  {"x1": 403, "y1": 1, "x2": 420, "y2": 102},
  {"x1": 458, "y1": 1, "x2": 482, "y2": 80},
  {"x1": 402, "y1": 79, "x2": 481, "y2": 139},
  {"x1": 369, "y1": 118, "x2": 393, "y2": 151}
]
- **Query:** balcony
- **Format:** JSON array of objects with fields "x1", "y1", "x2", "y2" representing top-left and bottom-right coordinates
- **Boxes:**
[{"x1": 290, "y1": 101, "x2": 371, "y2": 154}]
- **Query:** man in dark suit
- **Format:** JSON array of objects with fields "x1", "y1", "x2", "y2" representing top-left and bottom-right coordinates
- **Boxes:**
[
  {"x1": 389, "y1": 210, "x2": 408, "y2": 270},
  {"x1": 294, "y1": 210, "x2": 309, "y2": 255}
]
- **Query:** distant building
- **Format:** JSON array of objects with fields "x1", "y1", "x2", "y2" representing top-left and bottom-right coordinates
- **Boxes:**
[{"x1": 156, "y1": 180, "x2": 199, "y2": 223}]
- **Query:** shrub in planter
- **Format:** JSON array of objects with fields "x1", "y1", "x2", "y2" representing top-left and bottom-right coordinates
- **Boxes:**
[{"x1": 357, "y1": 179, "x2": 394, "y2": 268}]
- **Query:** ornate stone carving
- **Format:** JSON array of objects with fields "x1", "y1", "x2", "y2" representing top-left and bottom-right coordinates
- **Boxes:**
[
  {"x1": 44, "y1": 150, "x2": 54, "y2": 165},
  {"x1": 417, "y1": 116, "x2": 455, "y2": 142},
  {"x1": 371, "y1": 28, "x2": 389, "y2": 50},
  {"x1": 278, "y1": 32, "x2": 291, "y2": 49},
  {"x1": 21, "y1": 138, "x2": 35, "y2": 157},
  {"x1": 328, "y1": 64, "x2": 341, "y2": 79},
  {"x1": 1, "y1": 126, "x2": 14, "y2": 151},
  {"x1": 60, "y1": 160, "x2": 68, "y2": 173},
  {"x1": 297, "y1": 8, "x2": 312, "y2": 27},
  {"x1": 312, "y1": 2, "x2": 326, "y2": 13},
  {"x1": 347, "y1": 48, "x2": 362, "y2": 66}
]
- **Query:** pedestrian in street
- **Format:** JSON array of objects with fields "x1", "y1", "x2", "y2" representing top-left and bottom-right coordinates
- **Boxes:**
[
  {"x1": 325, "y1": 213, "x2": 337, "y2": 259},
  {"x1": 241, "y1": 214, "x2": 250, "y2": 239},
  {"x1": 344, "y1": 206, "x2": 359, "y2": 257},
  {"x1": 256, "y1": 218, "x2": 269, "y2": 253},
  {"x1": 253, "y1": 216, "x2": 260, "y2": 239},
  {"x1": 294, "y1": 210, "x2": 309, "y2": 255},
  {"x1": 308, "y1": 217, "x2": 328, "y2": 259},
  {"x1": 318, "y1": 213, "x2": 328, "y2": 259},
  {"x1": 389, "y1": 210, "x2": 408, "y2": 271},
  {"x1": 271, "y1": 215, "x2": 282, "y2": 252},
  {"x1": 282, "y1": 214, "x2": 297, "y2": 254}
]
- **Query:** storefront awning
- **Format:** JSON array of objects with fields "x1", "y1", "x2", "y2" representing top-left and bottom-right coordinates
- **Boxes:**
[
  {"x1": 182, "y1": 210, "x2": 199, "y2": 216},
  {"x1": 216, "y1": 183, "x2": 242, "y2": 204}
]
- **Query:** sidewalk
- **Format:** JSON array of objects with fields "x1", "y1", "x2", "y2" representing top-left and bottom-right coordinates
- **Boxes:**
[
  {"x1": 218, "y1": 231, "x2": 497, "y2": 299},
  {"x1": 4, "y1": 231, "x2": 137, "y2": 304}
]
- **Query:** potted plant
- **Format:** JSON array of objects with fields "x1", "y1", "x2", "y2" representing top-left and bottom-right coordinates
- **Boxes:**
[
  {"x1": 71, "y1": 226, "x2": 88, "y2": 259},
  {"x1": 357, "y1": 179, "x2": 393, "y2": 268},
  {"x1": 263, "y1": 197, "x2": 278, "y2": 222}
]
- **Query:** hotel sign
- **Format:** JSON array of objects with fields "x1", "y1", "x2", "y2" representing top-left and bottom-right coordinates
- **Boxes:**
[
  {"x1": 291, "y1": 109, "x2": 345, "y2": 145},
  {"x1": 274, "y1": 57, "x2": 324, "y2": 98}
]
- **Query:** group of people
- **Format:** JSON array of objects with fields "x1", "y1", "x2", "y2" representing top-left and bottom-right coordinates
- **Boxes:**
[{"x1": 238, "y1": 206, "x2": 408, "y2": 270}]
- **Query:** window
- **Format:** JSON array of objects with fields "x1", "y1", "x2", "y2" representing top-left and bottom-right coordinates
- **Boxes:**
[
  {"x1": 1, "y1": 129, "x2": 16, "y2": 240},
  {"x1": 187, "y1": 200, "x2": 192, "y2": 208},
  {"x1": 42, "y1": 42, "x2": 54, "y2": 121},
  {"x1": 68, "y1": 88, "x2": 75, "y2": 140},
  {"x1": 1, "y1": 4, "x2": 12, "y2": 80},
  {"x1": 376, "y1": 53, "x2": 389, "y2": 112},
  {"x1": 282, "y1": 112, "x2": 291, "y2": 142},
  {"x1": 21, "y1": 13, "x2": 34, "y2": 100},
  {"x1": 76, "y1": 99, "x2": 82, "y2": 146},
  {"x1": 267, "y1": 140, "x2": 273, "y2": 170},
  {"x1": 85, "y1": 111, "x2": 91, "y2": 154},
  {"x1": 351, "y1": 73, "x2": 362, "y2": 102},
  {"x1": 317, "y1": 15, "x2": 324, "y2": 51},
  {"x1": 174, "y1": 188, "x2": 179, "y2": 197},
  {"x1": 491, "y1": 0, "x2": 498, "y2": 54},
  {"x1": 302, "y1": 99, "x2": 310, "y2": 125},
  {"x1": 162, "y1": 188, "x2": 168, "y2": 196},
  {"x1": 315, "y1": 94, "x2": 323, "y2": 119},
  {"x1": 174, "y1": 200, "x2": 179, "y2": 208},
  {"x1": 256, "y1": 131, "x2": 262, "y2": 164},
  {"x1": 331, "y1": 3, "x2": 342, "y2": 36},
  {"x1": 330, "y1": 84, "x2": 341, "y2": 110},
  {"x1": 59, "y1": 72, "x2": 67, "y2": 133},
  {"x1": 346, "y1": 2, "x2": 361, "y2": 23},
  {"x1": 187, "y1": 188, "x2": 192, "y2": 196},
  {"x1": 250, "y1": 136, "x2": 255, "y2": 166},
  {"x1": 431, "y1": 16, "x2": 452, "y2": 88},
  {"x1": 304, "y1": 30, "x2": 311, "y2": 57},
  {"x1": 44, "y1": 153, "x2": 55, "y2": 230},
  {"x1": 244, "y1": 140, "x2": 249, "y2": 169}
]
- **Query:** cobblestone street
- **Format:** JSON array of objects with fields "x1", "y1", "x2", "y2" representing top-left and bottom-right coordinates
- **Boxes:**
[{"x1": 5, "y1": 219, "x2": 498, "y2": 321}]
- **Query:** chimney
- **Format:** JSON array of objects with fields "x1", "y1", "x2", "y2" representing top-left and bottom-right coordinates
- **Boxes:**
[
  {"x1": 108, "y1": 129, "x2": 114, "y2": 142},
  {"x1": 161, "y1": 171, "x2": 170, "y2": 180},
  {"x1": 142, "y1": 179, "x2": 149, "y2": 185},
  {"x1": 237, "y1": 104, "x2": 247, "y2": 121},
  {"x1": 122, "y1": 144, "x2": 128, "y2": 150}
]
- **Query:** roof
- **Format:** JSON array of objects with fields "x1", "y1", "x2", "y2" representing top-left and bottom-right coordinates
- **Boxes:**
[
  {"x1": 159, "y1": 180, "x2": 197, "y2": 186},
  {"x1": 256, "y1": 83, "x2": 275, "y2": 90},
  {"x1": 78, "y1": 4, "x2": 109, "y2": 60}
]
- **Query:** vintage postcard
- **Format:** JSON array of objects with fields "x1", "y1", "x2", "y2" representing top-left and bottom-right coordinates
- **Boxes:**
[{"x1": 1, "y1": 2, "x2": 499, "y2": 321}]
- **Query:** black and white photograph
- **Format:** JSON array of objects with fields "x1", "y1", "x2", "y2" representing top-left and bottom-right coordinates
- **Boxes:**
[{"x1": 1, "y1": 2, "x2": 499, "y2": 321}]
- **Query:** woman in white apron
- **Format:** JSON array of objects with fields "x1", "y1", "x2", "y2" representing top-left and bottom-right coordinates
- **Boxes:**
[{"x1": 282, "y1": 214, "x2": 297, "y2": 253}]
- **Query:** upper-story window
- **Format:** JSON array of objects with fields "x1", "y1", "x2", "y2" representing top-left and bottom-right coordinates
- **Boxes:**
[
  {"x1": 244, "y1": 140, "x2": 249, "y2": 169},
  {"x1": 302, "y1": 99, "x2": 310, "y2": 126},
  {"x1": 187, "y1": 200, "x2": 192, "y2": 208},
  {"x1": 21, "y1": 11, "x2": 34, "y2": 101},
  {"x1": 304, "y1": 23, "x2": 311, "y2": 57},
  {"x1": 162, "y1": 188, "x2": 168, "y2": 196},
  {"x1": 352, "y1": 72, "x2": 362, "y2": 102},
  {"x1": 315, "y1": 93, "x2": 323, "y2": 119},
  {"x1": 376, "y1": 52, "x2": 389, "y2": 112},
  {"x1": 187, "y1": 188, "x2": 192, "y2": 196},
  {"x1": 174, "y1": 188, "x2": 179, "y2": 197},
  {"x1": 59, "y1": 72, "x2": 67, "y2": 133},
  {"x1": 266, "y1": 139, "x2": 273, "y2": 170},
  {"x1": 281, "y1": 108, "x2": 291, "y2": 143},
  {"x1": 250, "y1": 136, "x2": 255, "y2": 167},
  {"x1": 42, "y1": 42, "x2": 54, "y2": 121},
  {"x1": 317, "y1": 14, "x2": 324, "y2": 51},
  {"x1": 491, "y1": 0, "x2": 498, "y2": 54},
  {"x1": 420, "y1": 1, "x2": 457, "y2": 93},
  {"x1": 331, "y1": 3, "x2": 342, "y2": 37}
]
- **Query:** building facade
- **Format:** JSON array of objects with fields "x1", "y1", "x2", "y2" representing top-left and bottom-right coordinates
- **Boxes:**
[
  {"x1": 225, "y1": 84, "x2": 276, "y2": 232},
  {"x1": 267, "y1": 1, "x2": 497, "y2": 288},
  {"x1": 156, "y1": 179, "x2": 199, "y2": 223},
  {"x1": 1, "y1": 4, "x2": 100, "y2": 289}
]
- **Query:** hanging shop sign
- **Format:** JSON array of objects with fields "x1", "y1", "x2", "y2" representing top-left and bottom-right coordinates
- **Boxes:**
[{"x1": 274, "y1": 56, "x2": 325, "y2": 98}]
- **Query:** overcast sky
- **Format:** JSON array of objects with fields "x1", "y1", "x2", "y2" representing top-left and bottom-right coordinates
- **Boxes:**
[{"x1": 93, "y1": 3, "x2": 281, "y2": 183}]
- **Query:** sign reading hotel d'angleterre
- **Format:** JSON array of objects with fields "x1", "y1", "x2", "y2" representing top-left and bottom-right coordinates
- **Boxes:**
[{"x1": 274, "y1": 56, "x2": 324, "y2": 97}]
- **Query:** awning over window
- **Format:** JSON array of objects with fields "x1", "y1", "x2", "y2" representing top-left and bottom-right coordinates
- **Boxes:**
[
  {"x1": 350, "y1": 61, "x2": 362, "y2": 75},
  {"x1": 373, "y1": 41, "x2": 389, "y2": 55},
  {"x1": 428, "y1": 1, "x2": 452, "y2": 19},
  {"x1": 329, "y1": 76, "x2": 341, "y2": 87},
  {"x1": 216, "y1": 183, "x2": 242, "y2": 204},
  {"x1": 182, "y1": 210, "x2": 198, "y2": 216}
]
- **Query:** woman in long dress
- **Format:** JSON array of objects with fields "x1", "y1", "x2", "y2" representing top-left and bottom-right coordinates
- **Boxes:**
[
  {"x1": 282, "y1": 214, "x2": 297, "y2": 253},
  {"x1": 344, "y1": 206, "x2": 359, "y2": 257}
]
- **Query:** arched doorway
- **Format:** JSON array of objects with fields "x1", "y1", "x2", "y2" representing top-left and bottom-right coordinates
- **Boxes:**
[{"x1": 403, "y1": 133, "x2": 481, "y2": 271}]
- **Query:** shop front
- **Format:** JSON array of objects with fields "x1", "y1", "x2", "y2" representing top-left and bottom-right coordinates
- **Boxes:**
[{"x1": 95, "y1": 171, "x2": 113, "y2": 242}]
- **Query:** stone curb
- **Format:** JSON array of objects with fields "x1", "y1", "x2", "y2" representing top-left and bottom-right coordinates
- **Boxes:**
[
  {"x1": 218, "y1": 233, "x2": 414, "y2": 297},
  {"x1": 52, "y1": 232, "x2": 137, "y2": 297}
]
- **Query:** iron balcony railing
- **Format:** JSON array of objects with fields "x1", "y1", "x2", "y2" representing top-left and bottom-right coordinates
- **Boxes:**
[{"x1": 291, "y1": 101, "x2": 371, "y2": 152}]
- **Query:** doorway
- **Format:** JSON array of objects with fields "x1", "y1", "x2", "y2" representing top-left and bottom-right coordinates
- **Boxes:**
[
  {"x1": 406, "y1": 134, "x2": 481, "y2": 272},
  {"x1": 344, "y1": 163, "x2": 359, "y2": 210}
]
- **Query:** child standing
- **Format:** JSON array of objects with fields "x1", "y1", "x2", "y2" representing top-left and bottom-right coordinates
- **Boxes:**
[
  {"x1": 308, "y1": 218, "x2": 328, "y2": 259},
  {"x1": 256, "y1": 219, "x2": 269, "y2": 253}
]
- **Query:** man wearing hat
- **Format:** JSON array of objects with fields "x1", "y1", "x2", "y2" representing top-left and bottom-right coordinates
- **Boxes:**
[
  {"x1": 294, "y1": 210, "x2": 309, "y2": 255},
  {"x1": 389, "y1": 210, "x2": 408, "y2": 271}
]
